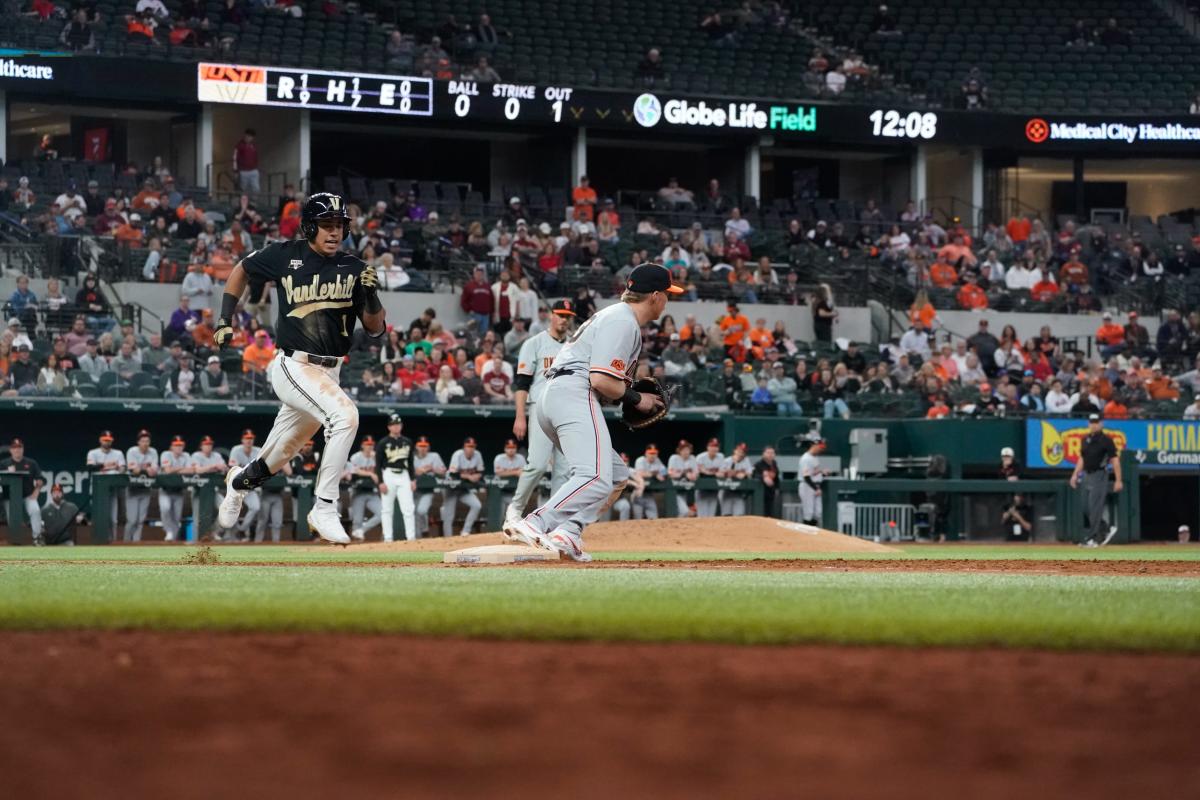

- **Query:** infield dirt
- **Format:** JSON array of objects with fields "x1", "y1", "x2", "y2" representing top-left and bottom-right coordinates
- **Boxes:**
[{"x1": 2, "y1": 631, "x2": 1196, "y2": 800}]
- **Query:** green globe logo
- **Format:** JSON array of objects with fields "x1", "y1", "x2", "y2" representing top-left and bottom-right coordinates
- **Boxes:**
[{"x1": 633, "y1": 93, "x2": 662, "y2": 127}]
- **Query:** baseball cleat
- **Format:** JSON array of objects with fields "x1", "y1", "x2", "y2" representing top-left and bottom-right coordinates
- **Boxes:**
[
  {"x1": 351, "y1": 528, "x2": 365, "y2": 542},
  {"x1": 547, "y1": 530, "x2": 592, "y2": 563},
  {"x1": 307, "y1": 503, "x2": 351, "y2": 545},
  {"x1": 217, "y1": 467, "x2": 246, "y2": 528},
  {"x1": 503, "y1": 506, "x2": 521, "y2": 531},
  {"x1": 503, "y1": 517, "x2": 551, "y2": 550},
  {"x1": 1100, "y1": 525, "x2": 1119, "y2": 546}
]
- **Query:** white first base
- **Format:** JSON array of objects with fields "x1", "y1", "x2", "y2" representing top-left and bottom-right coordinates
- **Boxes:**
[{"x1": 443, "y1": 544, "x2": 559, "y2": 564}]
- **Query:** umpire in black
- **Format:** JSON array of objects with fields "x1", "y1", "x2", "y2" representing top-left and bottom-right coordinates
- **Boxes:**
[{"x1": 1069, "y1": 413, "x2": 1123, "y2": 547}]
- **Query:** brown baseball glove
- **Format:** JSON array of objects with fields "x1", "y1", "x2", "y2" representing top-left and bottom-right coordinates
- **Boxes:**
[{"x1": 622, "y1": 378, "x2": 676, "y2": 430}]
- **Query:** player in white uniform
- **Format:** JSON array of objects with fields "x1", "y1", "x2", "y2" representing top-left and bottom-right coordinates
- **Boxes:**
[
  {"x1": 504, "y1": 299, "x2": 576, "y2": 526},
  {"x1": 505, "y1": 264, "x2": 683, "y2": 561},
  {"x1": 720, "y1": 442, "x2": 754, "y2": 517},
  {"x1": 667, "y1": 439, "x2": 699, "y2": 517},
  {"x1": 158, "y1": 436, "x2": 192, "y2": 541},
  {"x1": 694, "y1": 438, "x2": 724, "y2": 517},
  {"x1": 799, "y1": 438, "x2": 827, "y2": 525},
  {"x1": 123, "y1": 430, "x2": 158, "y2": 542},
  {"x1": 226, "y1": 429, "x2": 262, "y2": 540},
  {"x1": 345, "y1": 436, "x2": 382, "y2": 541},
  {"x1": 86, "y1": 431, "x2": 125, "y2": 532},
  {"x1": 493, "y1": 438, "x2": 526, "y2": 512},
  {"x1": 189, "y1": 436, "x2": 228, "y2": 540},
  {"x1": 411, "y1": 437, "x2": 445, "y2": 537},
  {"x1": 376, "y1": 414, "x2": 416, "y2": 542},
  {"x1": 442, "y1": 437, "x2": 484, "y2": 536},
  {"x1": 632, "y1": 444, "x2": 667, "y2": 519}
]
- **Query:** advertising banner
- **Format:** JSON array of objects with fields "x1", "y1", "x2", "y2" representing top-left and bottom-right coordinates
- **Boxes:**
[{"x1": 1025, "y1": 418, "x2": 1200, "y2": 470}]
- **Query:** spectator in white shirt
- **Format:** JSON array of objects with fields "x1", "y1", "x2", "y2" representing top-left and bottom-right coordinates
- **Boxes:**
[
  {"x1": 980, "y1": 249, "x2": 1006, "y2": 284},
  {"x1": 135, "y1": 0, "x2": 170, "y2": 19},
  {"x1": 825, "y1": 67, "x2": 846, "y2": 95},
  {"x1": 1005, "y1": 261, "x2": 1036, "y2": 290},
  {"x1": 180, "y1": 262, "x2": 214, "y2": 311},
  {"x1": 142, "y1": 238, "x2": 163, "y2": 281},
  {"x1": 1044, "y1": 379, "x2": 1072, "y2": 414},
  {"x1": 513, "y1": 277, "x2": 539, "y2": 322},
  {"x1": 724, "y1": 207, "x2": 752, "y2": 239},
  {"x1": 950, "y1": 340, "x2": 971, "y2": 375},
  {"x1": 54, "y1": 185, "x2": 88, "y2": 219},
  {"x1": 899, "y1": 325, "x2": 931, "y2": 361},
  {"x1": 376, "y1": 252, "x2": 410, "y2": 290},
  {"x1": 958, "y1": 354, "x2": 986, "y2": 385}
]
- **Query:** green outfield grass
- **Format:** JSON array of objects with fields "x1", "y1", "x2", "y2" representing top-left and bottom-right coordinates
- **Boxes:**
[
  {"x1": 0, "y1": 544, "x2": 1198, "y2": 564},
  {"x1": 0, "y1": 560, "x2": 1197, "y2": 651}
]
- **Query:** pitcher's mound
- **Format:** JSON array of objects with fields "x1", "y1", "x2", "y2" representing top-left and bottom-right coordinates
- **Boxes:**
[{"x1": 359, "y1": 517, "x2": 895, "y2": 555}]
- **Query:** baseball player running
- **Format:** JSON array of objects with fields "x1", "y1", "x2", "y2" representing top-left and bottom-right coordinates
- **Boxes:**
[
  {"x1": 504, "y1": 263, "x2": 683, "y2": 561},
  {"x1": 86, "y1": 431, "x2": 125, "y2": 532},
  {"x1": 799, "y1": 438, "x2": 827, "y2": 525},
  {"x1": 1, "y1": 438, "x2": 44, "y2": 545},
  {"x1": 667, "y1": 439, "x2": 699, "y2": 517},
  {"x1": 345, "y1": 435, "x2": 382, "y2": 542},
  {"x1": 442, "y1": 437, "x2": 484, "y2": 536},
  {"x1": 504, "y1": 299, "x2": 576, "y2": 526},
  {"x1": 411, "y1": 436, "x2": 445, "y2": 537},
  {"x1": 123, "y1": 429, "x2": 158, "y2": 542},
  {"x1": 720, "y1": 442, "x2": 753, "y2": 517},
  {"x1": 376, "y1": 414, "x2": 416, "y2": 542},
  {"x1": 226, "y1": 429, "x2": 262, "y2": 540},
  {"x1": 216, "y1": 192, "x2": 386, "y2": 545},
  {"x1": 632, "y1": 444, "x2": 667, "y2": 519},
  {"x1": 694, "y1": 438, "x2": 724, "y2": 517},
  {"x1": 158, "y1": 436, "x2": 191, "y2": 542}
]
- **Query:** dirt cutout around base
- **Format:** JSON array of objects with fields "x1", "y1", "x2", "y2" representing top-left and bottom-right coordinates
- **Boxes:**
[{"x1": 357, "y1": 516, "x2": 896, "y2": 554}]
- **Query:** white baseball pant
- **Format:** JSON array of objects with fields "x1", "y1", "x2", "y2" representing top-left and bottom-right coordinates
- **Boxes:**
[
  {"x1": 610, "y1": 496, "x2": 631, "y2": 521},
  {"x1": 380, "y1": 469, "x2": 416, "y2": 541},
  {"x1": 22, "y1": 495, "x2": 43, "y2": 539},
  {"x1": 158, "y1": 490, "x2": 184, "y2": 541},
  {"x1": 524, "y1": 381, "x2": 629, "y2": 539},
  {"x1": 350, "y1": 491, "x2": 382, "y2": 536},
  {"x1": 257, "y1": 493, "x2": 284, "y2": 542},
  {"x1": 632, "y1": 494, "x2": 658, "y2": 519},
  {"x1": 123, "y1": 489, "x2": 151, "y2": 541},
  {"x1": 695, "y1": 492, "x2": 720, "y2": 517},
  {"x1": 675, "y1": 493, "x2": 690, "y2": 517},
  {"x1": 799, "y1": 484, "x2": 821, "y2": 523},
  {"x1": 507, "y1": 403, "x2": 569, "y2": 518},
  {"x1": 236, "y1": 490, "x2": 261, "y2": 534},
  {"x1": 258, "y1": 353, "x2": 359, "y2": 503},
  {"x1": 721, "y1": 492, "x2": 746, "y2": 517},
  {"x1": 441, "y1": 490, "x2": 481, "y2": 536}
]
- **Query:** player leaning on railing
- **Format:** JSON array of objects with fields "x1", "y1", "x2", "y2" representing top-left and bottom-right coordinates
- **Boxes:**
[{"x1": 212, "y1": 193, "x2": 386, "y2": 545}]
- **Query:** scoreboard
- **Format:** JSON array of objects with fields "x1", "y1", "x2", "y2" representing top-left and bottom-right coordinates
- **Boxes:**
[{"x1": 195, "y1": 62, "x2": 1200, "y2": 152}]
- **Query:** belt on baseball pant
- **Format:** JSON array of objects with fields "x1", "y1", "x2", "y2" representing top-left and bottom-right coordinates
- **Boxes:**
[
  {"x1": 546, "y1": 367, "x2": 577, "y2": 379},
  {"x1": 386, "y1": 468, "x2": 409, "y2": 474},
  {"x1": 284, "y1": 349, "x2": 340, "y2": 369}
]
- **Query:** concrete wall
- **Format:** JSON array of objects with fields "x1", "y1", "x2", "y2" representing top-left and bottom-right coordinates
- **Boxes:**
[{"x1": 211, "y1": 106, "x2": 303, "y2": 197}]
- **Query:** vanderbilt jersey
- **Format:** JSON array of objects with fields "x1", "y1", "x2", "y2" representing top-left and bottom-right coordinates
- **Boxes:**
[
  {"x1": 516, "y1": 331, "x2": 567, "y2": 405},
  {"x1": 376, "y1": 435, "x2": 414, "y2": 474},
  {"x1": 241, "y1": 239, "x2": 370, "y2": 358}
]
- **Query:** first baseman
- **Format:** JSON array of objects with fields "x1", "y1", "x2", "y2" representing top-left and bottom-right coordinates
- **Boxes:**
[{"x1": 504, "y1": 263, "x2": 682, "y2": 561}]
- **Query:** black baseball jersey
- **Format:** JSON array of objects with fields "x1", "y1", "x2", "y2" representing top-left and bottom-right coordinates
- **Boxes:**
[
  {"x1": 1079, "y1": 431, "x2": 1118, "y2": 473},
  {"x1": 376, "y1": 435, "x2": 414, "y2": 474},
  {"x1": 0, "y1": 456, "x2": 43, "y2": 497},
  {"x1": 241, "y1": 240, "x2": 370, "y2": 358},
  {"x1": 290, "y1": 450, "x2": 320, "y2": 475}
]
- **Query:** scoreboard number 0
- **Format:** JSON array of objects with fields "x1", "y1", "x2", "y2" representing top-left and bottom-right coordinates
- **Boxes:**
[{"x1": 454, "y1": 94, "x2": 470, "y2": 117}]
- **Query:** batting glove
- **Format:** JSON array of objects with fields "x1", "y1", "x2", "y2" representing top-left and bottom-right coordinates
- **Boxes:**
[
  {"x1": 214, "y1": 318, "x2": 233, "y2": 349},
  {"x1": 361, "y1": 264, "x2": 379, "y2": 292}
]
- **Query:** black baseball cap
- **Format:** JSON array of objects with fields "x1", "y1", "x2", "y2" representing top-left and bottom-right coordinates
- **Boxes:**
[
  {"x1": 388, "y1": 413, "x2": 403, "y2": 425},
  {"x1": 1088, "y1": 413, "x2": 1101, "y2": 422},
  {"x1": 551, "y1": 299, "x2": 577, "y2": 317},
  {"x1": 626, "y1": 263, "x2": 685, "y2": 295}
]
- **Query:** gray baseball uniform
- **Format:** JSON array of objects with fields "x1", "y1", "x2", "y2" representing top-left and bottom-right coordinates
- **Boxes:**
[
  {"x1": 228, "y1": 444, "x2": 262, "y2": 533},
  {"x1": 412, "y1": 450, "x2": 445, "y2": 537},
  {"x1": 507, "y1": 331, "x2": 569, "y2": 518},
  {"x1": 721, "y1": 454, "x2": 754, "y2": 516},
  {"x1": 494, "y1": 451, "x2": 527, "y2": 509},
  {"x1": 525, "y1": 302, "x2": 639, "y2": 538},
  {"x1": 124, "y1": 446, "x2": 158, "y2": 542},
  {"x1": 667, "y1": 453, "x2": 698, "y2": 517},
  {"x1": 799, "y1": 451, "x2": 824, "y2": 523},
  {"x1": 158, "y1": 449, "x2": 191, "y2": 541},
  {"x1": 86, "y1": 446, "x2": 125, "y2": 530},
  {"x1": 191, "y1": 449, "x2": 228, "y2": 539},
  {"x1": 694, "y1": 450, "x2": 724, "y2": 517},
  {"x1": 632, "y1": 454, "x2": 667, "y2": 519},
  {"x1": 346, "y1": 450, "x2": 382, "y2": 537},
  {"x1": 442, "y1": 448, "x2": 484, "y2": 536}
]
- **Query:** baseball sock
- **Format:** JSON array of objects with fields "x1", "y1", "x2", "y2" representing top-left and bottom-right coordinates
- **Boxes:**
[{"x1": 231, "y1": 458, "x2": 271, "y2": 490}]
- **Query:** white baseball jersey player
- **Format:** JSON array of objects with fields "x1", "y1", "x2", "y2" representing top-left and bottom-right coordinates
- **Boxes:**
[
  {"x1": 494, "y1": 452, "x2": 527, "y2": 473},
  {"x1": 228, "y1": 444, "x2": 262, "y2": 532},
  {"x1": 158, "y1": 449, "x2": 192, "y2": 541},
  {"x1": 86, "y1": 446, "x2": 125, "y2": 530},
  {"x1": 524, "y1": 302, "x2": 640, "y2": 539},
  {"x1": 190, "y1": 450, "x2": 227, "y2": 473},
  {"x1": 667, "y1": 453, "x2": 698, "y2": 516},
  {"x1": 346, "y1": 450, "x2": 382, "y2": 539},
  {"x1": 799, "y1": 450, "x2": 824, "y2": 523},
  {"x1": 507, "y1": 331, "x2": 569, "y2": 521},
  {"x1": 720, "y1": 453, "x2": 753, "y2": 517},
  {"x1": 443, "y1": 448, "x2": 484, "y2": 536},
  {"x1": 123, "y1": 446, "x2": 158, "y2": 542},
  {"x1": 694, "y1": 450, "x2": 723, "y2": 517},
  {"x1": 412, "y1": 449, "x2": 445, "y2": 537}
]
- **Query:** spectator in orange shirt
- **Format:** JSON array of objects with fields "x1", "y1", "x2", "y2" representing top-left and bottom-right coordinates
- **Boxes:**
[
  {"x1": 1006, "y1": 214, "x2": 1032, "y2": 245},
  {"x1": 279, "y1": 196, "x2": 302, "y2": 239},
  {"x1": 242, "y1": 330, "x2": 276, "y2": 374},
  {"x1": 908, "y1": 289, "x2": 938, "y2": 330},
  {"x1": 957, "y1": 273, "x2": 988, "y2": 309},
  {"x1": 929, "y1": 259, "x2": 957, "y2": 288},
  {"x1": 1029, "y1": 267, "x2": 1060, "y2": 302},
  {"x1": 748, "y1": 317, "x2": 773, "y2": 360},
  {"x1": 719, "y1": 302, "x2": 750, "y2": 349},
  {"x1": 1146, "y1": 367, "x2": 1180, "y2": 400},
  {"x1": 1103, "y1": 394, "x2": 1129, "y2": 419},
  {"x1": 1059, "y1": 254, "x2": 1089, "y2": 289},
  {"x1": 571, "y1": 175, "x2": 597, "y2": 223},
  {"x1": 926, "y1": 395, "x2": 951, "y2": 419},
  {"x1": 192, "y1": 309, "x2": 215, "y2": 351},
  {"x1": 207, "y1": 245, "x2": 235, "y2": 283},
  {"x1": 597, "y1": 198, "x2": 620, "y2": 230},
  {"x1": 937, "y1": 234, "x2": 977, "y2": 268},
  {"x1": 114, "y1": 214, "x2": 146, "y2": 247},
  {"x1": 1096, "y1": 311, "x2": 1126, "y2": 357},
  {"x1": 131, "y1": 178, "x2": 161, "y2": 211}
]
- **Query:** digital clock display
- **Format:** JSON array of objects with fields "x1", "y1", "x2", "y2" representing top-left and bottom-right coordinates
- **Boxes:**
[{"x1": 869, "y1": 109, "x2": 938, "y2": 139}]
